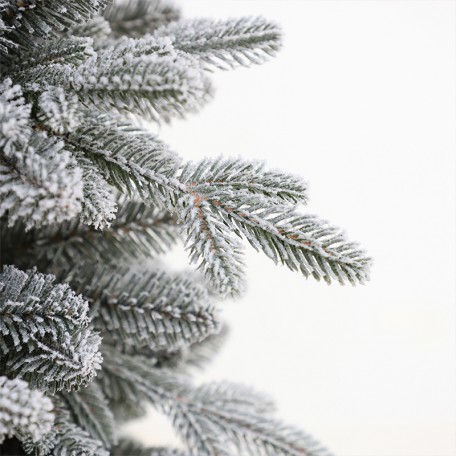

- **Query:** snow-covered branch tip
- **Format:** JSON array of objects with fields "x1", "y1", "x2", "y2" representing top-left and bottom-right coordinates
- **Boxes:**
[
  {"x1": 174, "y1": 157, "x2": 370, "y2": 296},
  {"x1": 0, "y1": 376, "x2": 54, "y2": 444},
  {"x1": 155, "y1": 16, "x2": 282, "y2": 70},
  {"x1": 0, "y1": 265, "x2": 102, "y2": 392}
]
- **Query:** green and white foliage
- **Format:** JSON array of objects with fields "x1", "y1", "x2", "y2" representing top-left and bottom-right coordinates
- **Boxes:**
[
  {"x1": 0, "y1": 376, "x2": 54, "y2": 444},
  {"x1": 0, "y1": 132, "x2": 83, "y2": 229},
  {"x1": 0, "y1": 3, "x2": 14, "y2": 56},
  {"x1": 0, "y1": 0, "x2": 108, "y2": 57},
  {"x1": 0, "y1": 198, "x2": 179, "y2": 272},
  {"x1": 73, "y1": 42, "x2": 212, "y2": 122},
  {"x1": 155, "y1": 16, "x2": 282, "y2": 70},
  {"x1": 0, "y1": 0, "x2": 369, "y2": 454},
  {"x1": 69, "y1": 263, "x2": 219, "y2": 353},
  {"x1": 0, "y1": 78, "x2": 31, "y2": 155},
  {"x1": 178, "y1": 186, "x2": 247, "y2": 297},
  {"x1": 50, "y1": 419, "x2": 108, "y2": 456},
  {"x1": 68, "y1": 114, "x2": 182, "y2": 204},
  {"x1": 69, "y1": 16, "x2": 112, "y2": 41},
  {"x1": 37, "y1": 88, "x2": 82, "y2": 134},
  {"x1": 10, "y1": 35, "x2": 95, "y2": 70},
  {"x1": 102, "y1": 348, "x2": 332, "y2": 456},
  {"x1": 42, "y1": 399, "x2": 109, "y2": 456},
  {"x1": 104, "y1": 0, "x2": 181, "y2": 38},
  {"x1": 61, "y1": 382, "x2": 116, "y2": 448},
  {"x1": 0, "y1": 265, "x2": 102, "y2": 392},
  {"x1": 113, "y1": 439, "x2": 189, "y2": 456},
  {"x1": 76, "y1": 155, "x2": 117, "y2": 229},
  {"x1": 175, "y1": 157, "x2": 369, "y2": 295}
]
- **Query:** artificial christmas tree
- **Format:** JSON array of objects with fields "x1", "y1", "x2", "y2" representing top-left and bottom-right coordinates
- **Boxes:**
[{"x1": 0, "y1": 1, "x2": 371, "y2": 455}]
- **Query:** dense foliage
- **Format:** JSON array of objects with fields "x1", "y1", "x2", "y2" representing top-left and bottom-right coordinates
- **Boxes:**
[{"x1": 0, "y1": 1, "x2": 370, "y2": 455}]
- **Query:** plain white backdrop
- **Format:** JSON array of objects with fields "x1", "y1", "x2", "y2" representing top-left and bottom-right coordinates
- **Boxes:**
[{"x1": 123, "y1": 1, "x2": 456, "y2": 455}]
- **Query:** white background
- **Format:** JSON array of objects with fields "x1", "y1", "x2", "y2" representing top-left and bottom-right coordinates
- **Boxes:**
[{"x1": 124, "y1": 1, "x2": 456, "y2": 455}]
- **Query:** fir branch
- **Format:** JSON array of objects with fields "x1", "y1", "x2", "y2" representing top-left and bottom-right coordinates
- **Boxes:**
[
  {"x1": 102, "y1": 348, "x2": 332, "y2": 456},
  {"x1": 69, "y1": 16, "x2": 112, "y2": 41},
  {"x1": 0, "y1": 198, "x2": 180, "y2": 271},
  {"x1": 104, "y1": 0, "x2": 181, "y2": 38},
  {"x1": 61, "y1": 382, "x2": 117, "y2": 448},
  {"x1": 37, "y1": 87, "x2": 82, "y2": 134},
  {"x1": 0, "y1": 376, "x2": 54, "y2": 444},
  {"x1": 69, "y1": 263, "x2": 219, "y2": 353},
  {"x1": 21, "y1": 431, "x2": 56, "y2": 456},
  {"x1": 190, "y1": 381, "x2": 276, "y2": 416},
  {"x1": 0, "y1": 78, "x2": 31, "y2": 156},
  {"x1": 213, "y1": 196, "x2": 370, "y2": 285},
  {"x1": 105, "y1": 33, "x2": 175, "y2": 59},
  {"x1": 96, "y1": 347, "x2": 158, "y2": 423},
  {"x1": 0, "y1": 8, "x2": 15, "y2": 56},
  {"x1": 75, "y1": 154, "x2": 117, "y2": 230},
  {"x1": 48, "y1": 399, "x2": 109, "y2": 456},
  {"x1": 74, "y1": 48, "x2": 213, "y2": 121},
  {"x1": 155, "y1": 17, "x2": 282, "y2": 70},
  {"x1": 9, "y1": 35, "x2": 95, "y2": 70},
  {"x1": 0, "y1": 132, "x2": 83, "y2": 229},
  {"x1": 179, "y1": 156, "x2": 308, "y2": 205},
  {"x1": 113, "y1": 439, "x2": 190, "y2": 456},
  {"x1": 17, "y1": 42, "x2": 213, "y2": 121},
  {"x1": 179, "y1": 192, "x2": 246, "y2": 297},
  {"x1": 67, "y1": 115, "x2": 182, "y2": 203},
  {"x1": 102, "y1": 348, "x2": 225, "y2": 456},
  {"x1": 177, "y1": 157, "x2": 371, "y2": 288},
  {"x1": 0, "y1": 265, "x2": 102, "y2": 392},
  {"x1": 0, "y1": 0, "x2": 109, "y2": 47}
]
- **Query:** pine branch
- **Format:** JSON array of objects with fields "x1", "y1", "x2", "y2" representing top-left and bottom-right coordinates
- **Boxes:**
[
  {"x1": 0, "y1": 376, "x2": 54, "y2": 444},
  {"x1": 155, "y1": 17, "x2": 282, "y2": 70},
  {"x1": 102, "y1": 348, "x2": 332, "y2": 456},
  {"x1": 69, "y1": 16, "x2": 112, "y2": 41},
  {"x1": 20, "y1": 431, "x2": 56, "y2": 456},
  {"x1": 176, "y1": 157, "x2": 371, "y2": 289},
  {"x1": 113, "y1": 439, "x2": 190, "y2": 456},
  {"x1": 215, "y1": 197, "x2": 370, "y2": 285},
  {"x1": 48, "y1": 400, "x2": 109, "y2": 456},
  {"x1": 102, "y1": 348, "x2": 225, "y2": 456},
  {"x1": 17, "y1": 40, "x2": 213, "y2": 121},
  {"x1": 0, "y1": 265, "x2": 102, "y2": 392},
  {"x1": 8, "y1": 35, "x2": 95, "y2": 71},
  {"x1": 24, "y1": 399, "x2": 108, "y2": 456},
  {"x1": 74, "y1": 47, "x2": 212, "y2": 121},
  {"x1": 67, "y1": 114, "x2": 182, "y2": 203},
  {"x1": 0, "y1": 198, "x2": 180, "y2": 272},
  {"x1": 104, "y1": 33, "x2": 175, "y2": 59},
  {"x1": 179, "y1": 192, "x2": 246, "y2": 297},
  {"x1": 0, "y1": 131, "x2": 83, "y2": 229},
  {"x1": 0, "y1": 78, "x2": 31, "y2": 156},
  {"x1": 0, "y1": 0, "x2": 109, "y2": 58},
  {"x1": 96, "y1": 347, "x2": 158, "y2": 422},
  {"x1": 190, "y1": 381, "x2": 276, "y2": 416},
  {"x1": 68, "y1": 263, "x2": 219, "y2": 353},
  {"x1": 76, "y1": 154, "x2": 117, "y2": 230},
  {"x1": 0, "y1": 8, "x2": 16, "y2": 56},
  {"x1": 104, "y1": 0, "x2": 181, "y2": 38},
  {"x1": 61, "y1": 382, "x2": 117, "y2": 448},
  {"x1": 179, "y1": 156, "x2": 308, "y2": 205},
  {"x1": 37, "y1": 88, "x2": 82, "y2": 134}
]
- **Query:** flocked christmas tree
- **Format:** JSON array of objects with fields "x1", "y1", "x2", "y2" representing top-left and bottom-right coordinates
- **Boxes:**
[{"x1": 0, "y1": 1, "x2": 371, "y2": 455}]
